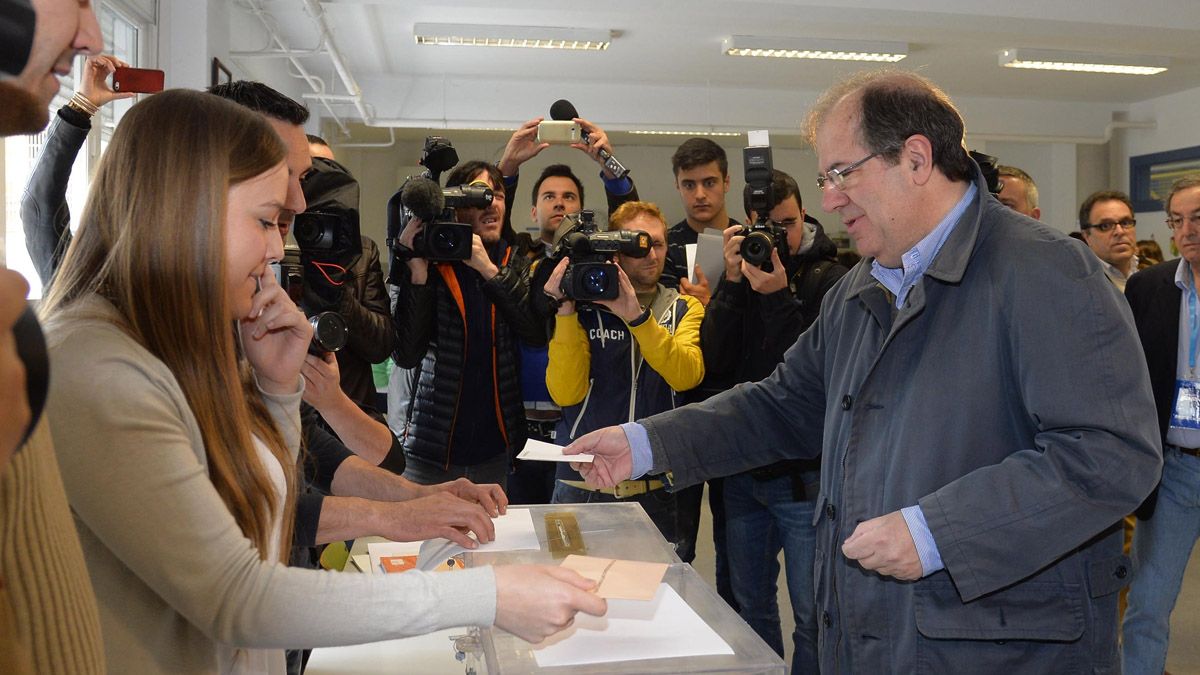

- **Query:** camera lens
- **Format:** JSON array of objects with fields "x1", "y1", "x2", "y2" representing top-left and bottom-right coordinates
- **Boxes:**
[
  {"x1": 309, "y1": 312, "x2": 348, "y2": 354},
  {"x1": 581, "y1": 265, "x2": 611, "y2": 298},
  {"x1": 431, "y1": 225, "x2": 461, "y2": 256},
  {"x1": 741, "y1": 232, "x2": 774, "y2": 266}
]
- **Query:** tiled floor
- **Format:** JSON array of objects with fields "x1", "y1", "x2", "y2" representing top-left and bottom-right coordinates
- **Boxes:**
[{"x1": 690, "y1": 485, "x2": 1200, "y2": 674}]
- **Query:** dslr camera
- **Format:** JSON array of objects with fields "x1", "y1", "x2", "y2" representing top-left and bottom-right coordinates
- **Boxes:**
[
  {"x1": 739, "y1": 140, "x2": 787, "y2": 273},
  {"x1": 272, "y1": 245, "x2": 348, "y2": 355},
  {"x1": 387, "y1": 136, "x2": 492, "y2": 265},
  {"x1": 552, "y1": 210, "x2": 651, "y2": 302}
]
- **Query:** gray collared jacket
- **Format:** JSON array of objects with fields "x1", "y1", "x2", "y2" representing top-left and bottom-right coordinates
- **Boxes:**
[{"x1": 642, "y1": 169, "x2": 1162, "y2": 673}]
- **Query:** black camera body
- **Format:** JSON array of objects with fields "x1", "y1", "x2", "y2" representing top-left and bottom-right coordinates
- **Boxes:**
[
  {"x1": 273, "y1": 245, "x2": 348, "y2": 355},
  {"x1": 407, "y1": 183, "x2": 493, "y2": 261},
  {"x1": 739, "y1": 143, "x2": 785, "y2": 271},
  {"x1": 553, "y1": 211, "x2": 651, "y2": 302},
  {"x1": 738, "y1": 220, "x2": 788, "y2": 270},
  {"x1": 388, "y1": 136, "x2": 494, "y2": 265}
]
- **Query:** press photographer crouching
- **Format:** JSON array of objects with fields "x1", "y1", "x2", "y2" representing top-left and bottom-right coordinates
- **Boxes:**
[
  {"x1": 542, "y1": 201, "x2": 705, "y2": 547},
  {"x1": 391, "y1": 157, "x2": 544, "y2": 489},
  {"x1": 701, "y1": 166, "x2": 847, "y2": 673}
]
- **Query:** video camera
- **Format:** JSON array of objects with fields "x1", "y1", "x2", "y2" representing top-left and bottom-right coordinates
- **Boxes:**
[
  {"x1": 551, "y1": 210, "x2": 651, "y2": 302},
  {"x1": 739, "y1": 137, "x2": 787, "y2": 272},
  {"x1": 273, "y1": 245, "x2": 348, "y2": 355},
  {"x1": 387, "y1": 136, "x2": 492, "y2": 266}
]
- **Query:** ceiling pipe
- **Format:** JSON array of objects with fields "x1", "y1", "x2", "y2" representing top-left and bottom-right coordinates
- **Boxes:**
[
  {"x1": 300, "y1": 0, "x2": 370, "y2": 124},
  {"x1": 233, "y1": 0, "x2": 349, "y2": 136},
  {"x1": 336, "y1": 127, "x2": 397, "y2": 149},
  {"x1": 968, "y1": 120, "x2": 1155, "y2": 146}
]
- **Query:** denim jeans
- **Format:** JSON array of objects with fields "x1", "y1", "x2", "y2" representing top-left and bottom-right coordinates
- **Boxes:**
[
  {"x1": 723, "y1": 470, "x2": 819, "y2": 674},
  {"x1": 402, "y1": 452, "x2": 509, "y2": 492},
  {"x1": 1123, "y1": 448, "x2": 1200, "y2": 674},
  {"x1": 552, "y1": 481, "x2": 679, "y2": 550}
]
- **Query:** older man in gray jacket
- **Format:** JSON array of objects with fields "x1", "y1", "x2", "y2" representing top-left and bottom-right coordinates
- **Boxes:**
[{"x1": 566, "y1": 70, "x2": 1162, "y2": 673}]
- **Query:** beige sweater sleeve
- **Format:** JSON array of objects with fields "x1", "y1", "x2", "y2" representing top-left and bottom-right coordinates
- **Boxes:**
[
  {"x1": 47, "y1": 312, "x2": 496, "y2": 661},
  {"x1": 0, "y1": 420, "x2": 105, "y2": 674}
]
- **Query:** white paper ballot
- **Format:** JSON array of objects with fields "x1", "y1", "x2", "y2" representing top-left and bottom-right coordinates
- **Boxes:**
[
  {"x1": 532, "y1": 583, "x2": 734, "y2": 667},
  {"x1": 695, "y1": 230, "x2": 726, "y2": 286},
  {"x1": 685, "y1": 243, "x2": 698, "y2": 283},
  {"x1": 417, "y1": 508, "x2": 541, "y2": 569},
  {"x1": 517, "y1": 438, "x2": 594, "y2": 463}
]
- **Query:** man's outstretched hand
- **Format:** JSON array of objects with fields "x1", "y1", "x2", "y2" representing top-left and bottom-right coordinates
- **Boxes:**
[{"x1": 563, "y1": 426, "x2": 634, "y2": 487}]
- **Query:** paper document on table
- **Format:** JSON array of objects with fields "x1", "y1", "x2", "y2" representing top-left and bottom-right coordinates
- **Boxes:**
[
  {"x1": 366, "y1": 541, "x2": 421, "y2": 574},
  {"x1": 516, "y1": 438, "x2": 593, "y2": 463},
  {"x1": 416, "y1": 508, "x2": 540, "y2": 570},
  {"x1": 531, "y1": 582, "x2": 734, "y2": 667},
  {"x1": 560, "y1": 555, "x2": 668, "y2": 601}
]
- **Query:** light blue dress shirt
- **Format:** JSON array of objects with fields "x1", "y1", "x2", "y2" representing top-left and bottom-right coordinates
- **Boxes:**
[{"x1": 626, "y1": 183, "x2": 978, "y2": 577}]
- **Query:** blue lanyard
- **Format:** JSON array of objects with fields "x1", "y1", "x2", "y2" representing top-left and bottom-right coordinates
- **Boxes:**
[{"x1": 1189, "y1": 272, "x2": 1200, "y2": 372}]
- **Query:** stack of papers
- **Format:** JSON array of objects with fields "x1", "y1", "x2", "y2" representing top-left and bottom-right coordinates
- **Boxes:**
[
  {"x1": 531, "y1": 583, "x2": 734, "y2": 668},
  {"x1": 366, "y1": 508, "x2": 542, "y2": 573}
]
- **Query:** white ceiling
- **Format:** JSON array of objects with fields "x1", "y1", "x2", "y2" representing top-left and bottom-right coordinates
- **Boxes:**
[{"x1": 231, "y1": 0, "x2": 1200, "y2": 140}]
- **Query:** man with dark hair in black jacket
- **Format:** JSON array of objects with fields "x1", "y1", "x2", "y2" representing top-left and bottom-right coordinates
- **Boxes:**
[
  {"x1": 393, "y1": 160, "x2": 544, "y2": 490},
  {"x1": 701, "y1": 168, "x2": 847, "y2": 674}
]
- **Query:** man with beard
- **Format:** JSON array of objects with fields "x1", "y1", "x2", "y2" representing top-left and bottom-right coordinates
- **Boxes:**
[{"x1": 393, "y1": 160, "x2": 544, "y2": 489}]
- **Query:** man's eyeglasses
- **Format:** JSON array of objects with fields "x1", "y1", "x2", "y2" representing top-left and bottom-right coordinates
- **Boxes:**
[
  {"x1": 1167, "y1": 214, "x2": 1200, "y2": 230},
  {"x1": 816, "y1": 152, "x2": 880, "y2": 191},
  {"x1": 1083, "y1": 218, "x2": 1136, "y2": 233}
]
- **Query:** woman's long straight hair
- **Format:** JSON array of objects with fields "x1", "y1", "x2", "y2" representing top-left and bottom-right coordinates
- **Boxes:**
[{"x1": 41, "y1": 89, "x2": 296, "y2": 560}]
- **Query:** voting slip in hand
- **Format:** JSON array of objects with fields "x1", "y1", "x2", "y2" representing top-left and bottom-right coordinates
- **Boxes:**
[
  {"x1": 560, "y1": 554, "x2": 668, "y2": 601},
  {"x1": 516, "y1": 438, "x2": 594, "y2": 463}
]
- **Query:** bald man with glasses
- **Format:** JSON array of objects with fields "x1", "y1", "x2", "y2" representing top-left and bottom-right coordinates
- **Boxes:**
[{"x1": 1080, "y1": 190, "x2": 1139, "y2": 291}]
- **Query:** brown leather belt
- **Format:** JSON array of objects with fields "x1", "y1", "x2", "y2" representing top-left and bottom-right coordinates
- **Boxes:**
[
  {"x1": 558, "y1": 479, "x2": 666, "y2": 499},
  {"x1": 1173, "y1": 444, "x2": 1200, "y2": 458}
]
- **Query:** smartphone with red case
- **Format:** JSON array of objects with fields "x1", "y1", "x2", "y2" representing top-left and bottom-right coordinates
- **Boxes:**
[{"x1": 112, "y1": 67, "x2": 164, "y2": 94}]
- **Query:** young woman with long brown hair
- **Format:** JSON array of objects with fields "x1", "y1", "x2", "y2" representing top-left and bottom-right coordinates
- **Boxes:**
[{"x1": 40, "y1": 89, "x2": 604, "y2": 674}]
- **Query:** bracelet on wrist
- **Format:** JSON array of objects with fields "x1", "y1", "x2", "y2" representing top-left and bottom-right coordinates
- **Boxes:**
[{"x1": 66, "y1": 92, "x2": 99, "y2": 117}]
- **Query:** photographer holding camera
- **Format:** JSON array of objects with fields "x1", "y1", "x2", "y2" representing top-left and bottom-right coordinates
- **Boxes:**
[
  {"x1": 700, "y1": 167, "x2": 847, "y2": 673},
  {"x1": 296, "y1": 149, "x2": 395, "y2": 411},
  {"x1": 541, "y1": 201, "x2": 704, "y2": 545},
  {"x1": 393, "y1": 160, "x2": 544, "y2": 489}
]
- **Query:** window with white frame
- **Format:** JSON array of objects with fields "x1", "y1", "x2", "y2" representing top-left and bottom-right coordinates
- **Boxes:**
[{"x1": 2, "y1": 1, "x2": 153, "y2": 298}]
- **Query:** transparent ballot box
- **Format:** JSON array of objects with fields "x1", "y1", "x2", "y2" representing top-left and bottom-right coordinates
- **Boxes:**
[{"x1": 446, "y1": 502, "x2": 784, "y2": 674}]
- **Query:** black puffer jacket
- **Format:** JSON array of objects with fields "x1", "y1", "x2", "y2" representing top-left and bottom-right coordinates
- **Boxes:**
[{"x1": 392, "y1": 243, "x2": 543, "y2": 467}]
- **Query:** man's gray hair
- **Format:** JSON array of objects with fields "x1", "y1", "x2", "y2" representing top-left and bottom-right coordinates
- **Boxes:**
[{"x1": 1166, "y1": 174, "x2": 1200, "y2": 213}]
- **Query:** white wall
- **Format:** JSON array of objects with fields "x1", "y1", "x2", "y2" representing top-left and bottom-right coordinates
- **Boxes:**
[{"x1": 1116, "y1": 84, "x2": 1200, "y2": 250}]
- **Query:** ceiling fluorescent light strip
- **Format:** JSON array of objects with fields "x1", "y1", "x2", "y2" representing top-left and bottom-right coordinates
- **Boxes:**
[
  {"x1": 628, "y1": 130, "x2": 742, "y2": 137},
  {"x1": 723, "y1": 36, "x2": 907, "y2": 62},
  {"x1": 999, "y1": 48, "x2": 1167, "y2": 75},
  {"x1": 414, "y1": 23, "x2": 610, "y2": 51}
]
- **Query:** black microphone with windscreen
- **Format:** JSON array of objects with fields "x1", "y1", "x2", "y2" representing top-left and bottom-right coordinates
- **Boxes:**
[
  {"x1": 400, "y1": 177, "x2": 445, "y2": 222},
  {"x1": 550, "y1": 99, "x2": 630, "y2": 179}
]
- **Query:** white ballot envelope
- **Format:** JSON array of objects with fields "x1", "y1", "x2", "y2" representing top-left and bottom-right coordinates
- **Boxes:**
[{"x1": 516, "y1": 438, "x2": 594, "y2": 463}]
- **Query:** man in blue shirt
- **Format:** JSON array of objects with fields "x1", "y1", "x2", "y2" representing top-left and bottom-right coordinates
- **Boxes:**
[
  {"x1": 1123, "y1": 174, "x2": 1200, "y2": 674},
  {"x1": 564, "y1": 69, "x2": 1161, "y2": 673}
]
